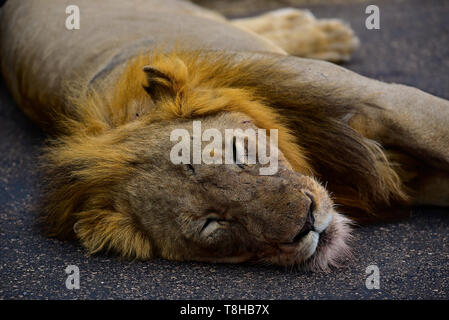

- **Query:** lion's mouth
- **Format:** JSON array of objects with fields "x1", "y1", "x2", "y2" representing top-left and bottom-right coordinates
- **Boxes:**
[
  {"x1": 301, "y1": 212, "x2": 353, "y2": 271},
  {"x1": 274, "y1": 212, "x2": 353, "y2": 271}
]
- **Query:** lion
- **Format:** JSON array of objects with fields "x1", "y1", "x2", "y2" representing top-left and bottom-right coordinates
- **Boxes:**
[{"x1": 0, "y1": 0, "x2": 448, "y2": 271}]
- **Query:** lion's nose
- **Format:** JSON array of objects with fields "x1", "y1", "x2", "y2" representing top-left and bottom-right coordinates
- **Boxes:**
[{"x1": 291, "y1": 192, "x2": 316, "y2": 243}]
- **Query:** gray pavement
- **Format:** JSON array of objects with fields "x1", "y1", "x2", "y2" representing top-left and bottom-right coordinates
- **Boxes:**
[{"x1": 0, "y1": 0, "x2": 448, "y2": 299}]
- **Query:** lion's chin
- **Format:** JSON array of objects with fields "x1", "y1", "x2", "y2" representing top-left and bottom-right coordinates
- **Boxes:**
[
  {"x1": 301, "y1": 212, "x2": 353, "y2": 272},
  {"x1": 259, "y1": 211, "x2": 353, "y2": 271}
]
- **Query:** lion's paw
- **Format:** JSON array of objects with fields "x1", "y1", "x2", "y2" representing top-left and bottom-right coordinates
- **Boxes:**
[
  {"x1": 307, "y1": 19, "x2": 360, "y2": 62},
  {"x1": 232, "y1": 8, "x2": 359, "y2": 63}
]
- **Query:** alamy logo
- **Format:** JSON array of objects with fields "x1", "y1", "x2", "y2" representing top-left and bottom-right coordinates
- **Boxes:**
[
  {"x1": 365, "y1": 264, "x2": 380, "y2": 290},
  {"x1": 170, "y1": 121, "x2": 279, "y2": 175},
  {"x1": 65, "y1": 5, "x2": 80, "y2": 30},
  {"x1": 365, "y1": 5, "x2": 380, "y2": 30},
  {"x1": 65, "y1": 265, "x2": 80, "y2": 290}
]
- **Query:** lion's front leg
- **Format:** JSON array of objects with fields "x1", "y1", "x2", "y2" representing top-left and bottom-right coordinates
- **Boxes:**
[
  {"x1": 231, "y1": 8, "x2": 359, "y2": 62},
  {"x1": 320, "y1": 68, "x2": 449, "y2": 206},
  {"x1": 347, "y1": 83, "x2": 449, "y2": 173},
  {"x1": 299, "y1": 60, "x2": 449, "y2": 206},
  {"x1": 276, "y1": 56, "x2": 449, "y2": 172}
]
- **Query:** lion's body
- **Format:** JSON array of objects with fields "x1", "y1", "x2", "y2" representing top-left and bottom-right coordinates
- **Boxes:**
[
  {"x1": 0, "y1": 0, "x2": 284, "y2": 127},
  {"x1": 1, "y1": 0, "x2": 448, "y2": 269}
]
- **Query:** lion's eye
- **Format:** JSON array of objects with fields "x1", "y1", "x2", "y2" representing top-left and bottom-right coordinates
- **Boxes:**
[
  {"x1": 232, "y1": 137, "x2": 238, "y2": 164},
  {"x1": 185, "y1": 164, "x2": 195, "y2": 174},
  {"x1": 232, "y1": 137, "x2": 247, "y2": 169},
  {"x1": 200, "y1": 217, "x2": 226, "y2": 237}
]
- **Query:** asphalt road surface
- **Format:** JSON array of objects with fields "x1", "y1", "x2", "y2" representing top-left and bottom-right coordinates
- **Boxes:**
[{"x1": 0, "y1": 0, "x2": 448, "y2": 299}]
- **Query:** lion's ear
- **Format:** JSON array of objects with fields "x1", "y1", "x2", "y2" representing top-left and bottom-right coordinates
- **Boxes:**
[
  {"x1": 74, "y1": 210, "x2": 153, "y2": 260},
  {"x1": 142, "y1": 57, "x2": 188, "y2": 102}
]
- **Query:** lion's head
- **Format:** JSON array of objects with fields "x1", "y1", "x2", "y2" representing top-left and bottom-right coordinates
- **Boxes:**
[
  {"x1": 121, "y1": 112, "x2": 352, "y2": 270},
  {"x1": 42, "y1": 50, "x2": 406, "y2": 271}
]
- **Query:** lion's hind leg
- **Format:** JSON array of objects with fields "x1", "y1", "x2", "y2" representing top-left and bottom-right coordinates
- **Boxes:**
[{"x1": 231, "y1": 8, "x2": 359, "y2": 62}]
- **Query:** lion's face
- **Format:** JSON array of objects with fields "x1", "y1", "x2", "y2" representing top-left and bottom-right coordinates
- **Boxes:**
[{"x1": 122, "y1": 112, "x2": 352, "y2": 270}]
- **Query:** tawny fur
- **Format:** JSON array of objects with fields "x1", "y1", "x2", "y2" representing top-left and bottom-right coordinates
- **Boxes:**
[{"x1": 231, "y1": 8, "x2": 359, "y2": 62}]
